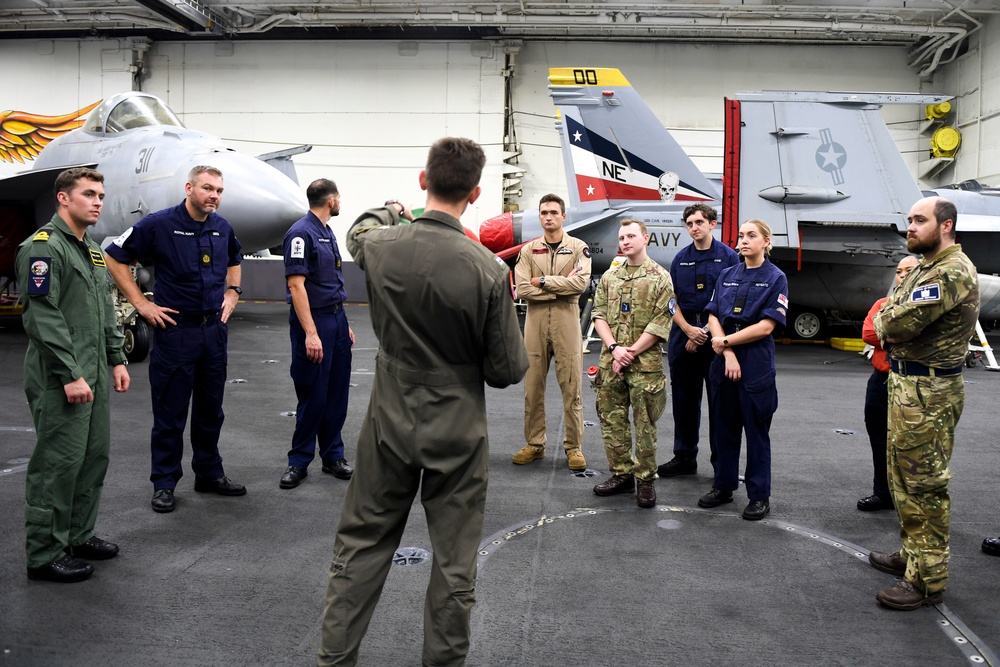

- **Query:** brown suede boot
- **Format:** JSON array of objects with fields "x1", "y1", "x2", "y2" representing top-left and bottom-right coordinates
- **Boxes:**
[
  {"x1": 512, "y1": 445, "x2": 544, "y2": 465},
  {"x1": 566, "y1": 448, "x2": 586, "y2": 471}
]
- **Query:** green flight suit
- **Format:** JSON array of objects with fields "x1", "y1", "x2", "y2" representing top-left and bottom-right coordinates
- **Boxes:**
[
  {"x1": 591, "y1": 258, "x2": 673, "y2": 482},
  {"x1": 873, "y1": 243, "x2": 979, "y2": 595},
  {"x1": 317, "y1": 207, "x2": 528, "y2": 667},
  {"x1": 16, "y1": 214, "x2": 126, "y2": 569}
]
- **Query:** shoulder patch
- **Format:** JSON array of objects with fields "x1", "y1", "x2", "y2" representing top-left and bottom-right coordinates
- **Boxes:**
[
  {"x1": 32, "y1": 230, "x2": 49, "y2": 242},
  {"x1": 289, "y1": 237, "x2": 306, "y2": 259},
  {"x1": 911, "y1": 283, "x2": 941, "y2": 303},
  {"x1": 27, "y1": 258, "x2": 51, "y2": 295},
  {"x1": 668, "y1": 296, "x2": 677, "y2": 315},
  {"x1": 582, "y1": 247, "x2": 591, "y2": 258},
  {"x1": 777, "y1": 294, "x2": 789, "y2": 308}
]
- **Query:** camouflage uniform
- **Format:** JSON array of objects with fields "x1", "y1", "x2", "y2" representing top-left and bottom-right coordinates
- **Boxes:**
[
  {"x1": 591, "y1": 258, "x2": 673, "y2": 482},
  {"x1": 874, "y1": 244, "x2": 979, "y2": 595}
]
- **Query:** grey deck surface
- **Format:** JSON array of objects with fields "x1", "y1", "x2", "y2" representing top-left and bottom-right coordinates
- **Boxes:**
[{"x1": 1, "y1": 302, "x2": 998, "y2": 666}]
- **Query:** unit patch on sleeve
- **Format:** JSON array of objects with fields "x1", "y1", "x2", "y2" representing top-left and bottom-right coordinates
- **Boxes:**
[
  {"x1": 777, "y1": 293, "x2": 789, "y2": 308},
  {"x1": 290, "y1": 237, "x2": 306, "y2": 259},
  {"x1": 910, "y1": 283, "x2": 941, "y2": 303},
  {"x1": 28, "y1": 258, "x2": 51, "y2": 295},
  {"x1": 89, "y1": 249, "x2": 106, "y2": 267}
]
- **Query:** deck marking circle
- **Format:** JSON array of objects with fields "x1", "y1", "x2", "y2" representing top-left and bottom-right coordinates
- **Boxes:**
[{"x1": 475, "y1": 505, "x2": 997, "y2": 664}]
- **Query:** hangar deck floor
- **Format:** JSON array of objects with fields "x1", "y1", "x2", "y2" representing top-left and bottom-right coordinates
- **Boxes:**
[{"x1": 1, "y1": 302, "x2": 998, "y2": 666}]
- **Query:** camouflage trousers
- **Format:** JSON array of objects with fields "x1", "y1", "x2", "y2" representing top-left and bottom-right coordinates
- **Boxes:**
[
  {"x1": 593, "y1": 368, "x2": 666, "y2": 482},
  {"x1": 887, "y1": 371, "x2": 965, "y2": 595}
]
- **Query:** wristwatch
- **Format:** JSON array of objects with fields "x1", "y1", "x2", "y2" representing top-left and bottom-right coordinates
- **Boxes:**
[
  {"x1": 609, "y1": 343, "x2": 619, "y2": 353},
  {"x1": 723, "y1": 337, "x2": 729, "y2": 347},
  {"x1": 228, "y1": 285, "x2": 243, "y2": 295},
  {"x1": 384, "y1": 199, "x2": 404, "y2": 213},
  {"x1": 539, "y1": 276, "x2": 546, "y2": 288}
]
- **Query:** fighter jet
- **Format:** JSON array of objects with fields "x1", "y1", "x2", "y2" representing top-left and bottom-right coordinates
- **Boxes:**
[
  {"x1": 730, "y1": 90, "x2": 1000, "y2": 332},
  {"x1": 0, "y1": 91, "x2": 308, "y2": 359},
  {"x1": 480, "y1": 68, "x2": 1000, "y2": 337}
]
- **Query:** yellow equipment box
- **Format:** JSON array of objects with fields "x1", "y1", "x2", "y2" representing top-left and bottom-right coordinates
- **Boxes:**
[{"x1": 830, "y1": 337, "x2": 865, "y2": 352}]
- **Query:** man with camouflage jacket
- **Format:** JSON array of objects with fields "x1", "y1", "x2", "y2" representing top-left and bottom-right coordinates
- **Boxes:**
[
  {"x1": 591, "y1": 220, "x2": 673, "y2": 508},
  {"x1": 868, "y1": 196, "x2": 979, "y2": 611}
]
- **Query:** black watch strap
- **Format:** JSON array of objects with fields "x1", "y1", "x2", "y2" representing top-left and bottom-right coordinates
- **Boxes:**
[
  {"x1": 228, "y1": 285, "x2": 243, "y2": 295},
  {"x1": 609, "y1": 343, "x2": 618, "y2": 352}
]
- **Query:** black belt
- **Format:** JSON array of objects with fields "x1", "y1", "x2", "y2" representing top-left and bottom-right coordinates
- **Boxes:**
[
  {"x1": 174, "y1": 311, "x2": 221, "y2": 327},
  {"x1": 889, "y1": 359, "x2": 963, "y2": 377},
  {"x1": 686, "y1": 311, "x2": 709, "y2": 326},
  {"x1": 311, "y1": 303, "x2": 342, "y2": 315},
  {"x1": 724, "y1": 324, "x2": 743, "y2": 335}
]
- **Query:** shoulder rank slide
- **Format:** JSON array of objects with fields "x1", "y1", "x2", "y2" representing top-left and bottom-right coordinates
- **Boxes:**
[
  {"x1": 89, "y1": 249, "x2": 106, "y2": 267},
  {"x1": 32, "y1": 230, "x2": 50, "y2": 242}
]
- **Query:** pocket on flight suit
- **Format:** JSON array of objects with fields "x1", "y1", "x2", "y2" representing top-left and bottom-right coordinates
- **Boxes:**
[
  {"x1": 891, "y1": 377, "x2": 954, "y2": 494},
  {"x1": 641, "y1": 374, "x2": 667, "y2": 424},
  {"x1": 25, "y1": 504, "x2": 53, "y2": 534},
  {"x1": 743, "y1": 372, "x2": 778, "y2": 422}
]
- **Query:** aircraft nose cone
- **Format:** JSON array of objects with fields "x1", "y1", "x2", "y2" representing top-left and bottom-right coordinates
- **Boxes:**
[
  {"x1": 479, "y1": 211, "x2": 516, "y2": 252},
  {"x1": 205, "y1": 151, "x2": 307, "y2": 253}
]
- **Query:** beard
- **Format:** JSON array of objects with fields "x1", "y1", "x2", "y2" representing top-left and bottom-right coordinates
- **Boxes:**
[{"x1": 906, "y1": 225, "x2": 942, "y2": 255}]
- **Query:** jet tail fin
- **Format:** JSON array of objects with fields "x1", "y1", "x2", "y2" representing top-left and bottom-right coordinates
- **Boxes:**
[
  {"x1": 548, "y1": 68, "x2": 718, "y2": 212},
  {"x1": 727, "y1": 91, "x2": 951, "y2": 252}
]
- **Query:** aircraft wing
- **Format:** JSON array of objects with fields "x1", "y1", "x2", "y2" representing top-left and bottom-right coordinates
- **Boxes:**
[
  {"x1": 255, "y1": 145, "x2": 311, "y2": 186},
  {"x1": 0, "y1": 164, "x2": 96, "y2": 204}
]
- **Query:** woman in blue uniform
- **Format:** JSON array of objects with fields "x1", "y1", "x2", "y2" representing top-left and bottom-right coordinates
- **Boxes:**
[{"x1": 697, "y1": 219, "x2": 788, "y2": 520}]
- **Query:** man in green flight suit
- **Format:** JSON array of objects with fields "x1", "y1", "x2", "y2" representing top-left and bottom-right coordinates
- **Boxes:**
[
  {"x1": 317, "y1": 137, "x2": 528, "y2": 666},
  {"x1": 16, "y1": 167, "x2": 130, "y2": 583},
  {"x1": 591, "y1": 219, "x2": 674, "y2": 509},
  {"x1": 868, "y1": 196, "x2": 979, "y2": 610}
]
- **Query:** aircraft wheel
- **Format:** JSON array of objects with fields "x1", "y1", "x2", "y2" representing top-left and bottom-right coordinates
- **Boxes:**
[
  {"x1": 123, "y1": 319, "x2": 151, "y2": 363},
  {"x1": 790, "y1": 309, "x2": 826, "y2": 340}
]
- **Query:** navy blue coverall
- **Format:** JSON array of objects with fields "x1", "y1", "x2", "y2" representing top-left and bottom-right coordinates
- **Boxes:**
[
  {"x1": 705, "y1": 259, "x2": 788, "y2": 502},
  {"x1": 283, "y1": 211, "x2": 351, "y2": 468},
  {"x1": 105, "y1": 202, "x2": 241, "y2": 490},
  {"x1": 667, "y1": 239, "x2": 739, "y2": 462}
]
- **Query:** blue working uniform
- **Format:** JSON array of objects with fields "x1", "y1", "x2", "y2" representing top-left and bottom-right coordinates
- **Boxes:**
[
  {"x1": 283, "y1": 212, "x2": 352, "y2": 468},
  {"x1": 667, "y1": 239, "x2": 739, "y2": 462},
  {"x1": 705, "y1": 259, "x2": 788, "y2": 501},
  {"x1": 105, "y1": 201, "x2": 241, "y2": 490}
]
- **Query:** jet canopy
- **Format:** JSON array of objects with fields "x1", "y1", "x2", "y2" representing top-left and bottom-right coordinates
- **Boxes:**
[{"x1": 81, "y1": 93, "x2": 185, "y2": 134}]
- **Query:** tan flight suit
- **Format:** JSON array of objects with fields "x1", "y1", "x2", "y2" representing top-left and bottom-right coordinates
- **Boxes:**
[
  {"x1": 318, "y1": 207, "x2": 528, "y2": 667},
  {"x1": 514, "y1": 235, "x2": 591, "y2": 452}
]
